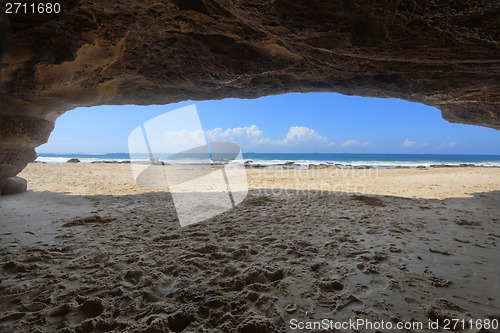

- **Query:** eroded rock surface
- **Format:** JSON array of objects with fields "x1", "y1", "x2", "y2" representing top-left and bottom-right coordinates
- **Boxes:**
[
  {"x1": 0, "y1": 176, "x2": 27, "y2": 195},
  {"x1": 0, "y1": 0, "x2": 499, "y2": 192}
]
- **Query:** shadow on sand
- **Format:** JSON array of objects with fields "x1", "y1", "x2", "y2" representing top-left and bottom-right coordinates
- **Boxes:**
[{"x1": 1, "y1": 189, "x2": 499, "y2": 332}]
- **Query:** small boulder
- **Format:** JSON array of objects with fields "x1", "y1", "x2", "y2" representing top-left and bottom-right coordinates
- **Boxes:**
[
  {"x1": 0, "y1": 177, "x2": 28, "y2": 195},
  {"x1": 66, "y1": 158, "x2": 80, "y2": 163}
]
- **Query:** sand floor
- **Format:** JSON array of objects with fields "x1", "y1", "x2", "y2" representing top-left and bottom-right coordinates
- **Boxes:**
[{"x1": 0, "y1": 164, "x2": 499, "y2": 332}]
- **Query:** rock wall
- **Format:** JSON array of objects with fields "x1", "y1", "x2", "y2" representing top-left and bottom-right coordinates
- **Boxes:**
[{"x1": 1, "y1": 0, "x2": 499, "y2": 193}]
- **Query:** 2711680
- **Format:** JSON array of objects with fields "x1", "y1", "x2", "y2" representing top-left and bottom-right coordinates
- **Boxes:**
[{"x1": 4, "y1": 3, "x2": 60, "y2": 14}]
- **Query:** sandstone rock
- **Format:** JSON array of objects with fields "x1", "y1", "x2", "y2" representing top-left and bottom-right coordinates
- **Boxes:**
[
  {"x1": 308, "y1": 163, "x2": 342, "y2": 169},
  {"x1": 308, "y1": 164, "x2": 323, "y2": 169},
  {"x1": 0, "y1": 0, "x2": 499, "y2": 189},
  {"x1": 0, "y1": 177, "x2": 27, "y2": 195},
  {"x1": 354, "y1": 165, "x2": 372, "y2": 169},
  {"x1": 245, "y1": 164, "x2": 266, "y2": 169}
]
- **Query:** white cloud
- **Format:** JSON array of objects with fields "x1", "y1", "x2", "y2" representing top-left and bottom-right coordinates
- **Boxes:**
[
  {"x1": 438, "y1": 142, "x2": 458, "y2": 148},
  {"x1": 163, "y1": 129, "x2": 205, "y2": 143},
  {"x1": 403, "y1": 138, "x2": 417, "y2": 147},
  {"x1": 165, "y1": 125, "x2": 338, "y2": 150},
  {"x1": 153, "y1": 125, "x2": 378, "y2": 153},
  {"x1": 403, "y1": 138, "x2": 432, "y2": 148},
  {"x1": 252, "y1": 126, "x2": 331, "y2": 146},
  {"x1": 159, "y1": 129, "x2": 206, "y2": 152},
  {"x1": 342, "y1": 139, "x2": 369, "y2": 147},
  {"x1": 281, "y1": 126, "x2": 328, "y2": 145},
  {"x1": 251, "y1": 137, "x2": 275, "y2": 145},
  {"x1": 205, "y1": 125, "x2": 263, "y2": 141}
]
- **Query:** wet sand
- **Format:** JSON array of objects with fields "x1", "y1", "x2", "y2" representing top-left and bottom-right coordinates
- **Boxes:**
[{"x1": 0, "y1": 164, "x2": 499, "y2": 332}]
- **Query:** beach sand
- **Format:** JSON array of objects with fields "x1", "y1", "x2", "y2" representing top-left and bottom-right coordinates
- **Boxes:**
[{"x1": 1, "y1": 164, "x2": 499, "y2": 332}]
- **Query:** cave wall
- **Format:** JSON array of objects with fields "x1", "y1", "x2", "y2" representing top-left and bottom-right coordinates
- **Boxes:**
[{"x1": 1, "y1": 0, "x2": 499, "y2": 191}]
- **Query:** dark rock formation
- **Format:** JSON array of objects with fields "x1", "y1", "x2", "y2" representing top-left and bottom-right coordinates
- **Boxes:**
[
  {"x1": 66, "y1": 158, "x2": 81, "y2": 163},
  {"x1": 0, "y1": 176, "x2": 27, "y2": 195},
  {"x1": 0, "y1": 0, "x2": 499, "y2": 193}
]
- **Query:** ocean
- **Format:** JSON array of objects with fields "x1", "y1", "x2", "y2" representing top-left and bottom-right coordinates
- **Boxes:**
[{"x1": 35, "y1": 153, "x2": 500, "y2": 168}]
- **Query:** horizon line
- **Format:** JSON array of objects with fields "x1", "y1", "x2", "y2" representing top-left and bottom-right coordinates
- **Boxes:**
[{"x1": 36, "y1": 152, "x2": 500, "y2": 157}]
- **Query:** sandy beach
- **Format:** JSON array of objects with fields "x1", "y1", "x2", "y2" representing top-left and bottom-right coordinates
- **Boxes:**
[{"x1": 1, "y1": 163, "x2": 499, "y2": 332}]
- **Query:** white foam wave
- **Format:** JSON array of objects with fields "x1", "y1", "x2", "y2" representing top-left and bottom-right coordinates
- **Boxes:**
[{"x1": 35, "y1": 156, "x2": 500, "y2": 168}]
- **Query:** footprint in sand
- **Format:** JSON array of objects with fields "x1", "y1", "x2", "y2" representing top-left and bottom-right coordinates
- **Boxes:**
[{"x1": 47, "y1": 298, "x2": 104, "y2": 326}]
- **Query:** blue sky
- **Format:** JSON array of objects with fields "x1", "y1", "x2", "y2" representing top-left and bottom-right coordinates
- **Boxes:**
[{"x1": 37, "y1": 92, "x2": 500, "y2": 154}]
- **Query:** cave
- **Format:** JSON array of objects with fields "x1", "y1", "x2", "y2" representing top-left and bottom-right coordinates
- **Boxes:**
[
  {"x1": 0, "y1": 0, "x2": 499, "y2": 193},
  {"x1": 1, "y1": 2, "x2": 500, "y2": 331}
]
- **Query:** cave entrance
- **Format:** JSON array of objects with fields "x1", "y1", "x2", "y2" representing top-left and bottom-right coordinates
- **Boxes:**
[
  {"x1": 36, "y1": 92, "x2": 499, "y2": 161},
  {"x1": 26, "y1": 91, "x2": 500, "y2": 198}
]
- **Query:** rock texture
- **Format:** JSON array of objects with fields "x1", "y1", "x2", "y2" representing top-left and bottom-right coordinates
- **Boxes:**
[
  {"x1": 0, "y1": 0, "x2": 499, "y2": 192},
  {"x1": 0, "y1": 176, "x2": 27, "y2": 195}
]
